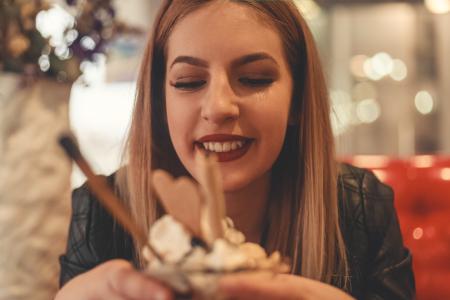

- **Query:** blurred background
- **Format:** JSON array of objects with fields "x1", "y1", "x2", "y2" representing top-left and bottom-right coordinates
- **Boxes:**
[{"x1": 1, "y1": 0, "x2": 449, "y2": 299}]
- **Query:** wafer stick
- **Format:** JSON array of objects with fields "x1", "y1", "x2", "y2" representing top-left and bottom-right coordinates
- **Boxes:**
[
  {"x1": 58, "y1": 134, "x2": 162, "y2": 261},
  {"x1": 196, "y1": 151, "x2": 225, "y2": 246}
]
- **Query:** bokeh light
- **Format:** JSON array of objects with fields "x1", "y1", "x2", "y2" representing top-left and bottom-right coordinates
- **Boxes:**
[
  {"x1": 363, "y1": 58, "x2": 384, "y2": 81},
  {"x1": 55, "y1": 45, "x2": 72, "y2": 60},
  {"x1": 363, "y1": 52, "x2": 394, "y2": 81},
  {"x1": 38, "y1": 54, "x2": 50, "y2": 72},
  {"x1": 81, "y1": 36, "x2": 97, "y2": 51},
  {"x1": 412, "y1": 155, "x2": 434, "y2": 168},
  {"x1": 371, "y1": 52, "x2": 394, "y2": 77},
  {"x1": 390, "y1": 59, "x2": 408, "y2": 81},
  {"x1": 440, "y1": 168, "x2": 450, "y2": 181},
  {"x1": 415, "y1": 90, "x2": 434, "y2": 115},
  {"x1": 65, "y1": 29, "x2": 79, "y2": 45},
  {"x1": 359, "y1": 53, "x2": 408, "y2": 82},
  {"x1": 36, "y1": 5, "x2": 75, "y2": 48},
  {"x1": 356, "y1": 98, "x2": 381, "y2": 123},
  {"x1": 425, "y1": 0, "x2": 450, "y2": 14},
  {"x1": 413, "y1": 227, "x2": 423, "y2": 240}
]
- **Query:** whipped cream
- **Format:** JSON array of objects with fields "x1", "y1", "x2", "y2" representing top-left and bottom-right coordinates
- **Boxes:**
[
  {"x1": 148, "y1": 215, "x2": 192, "y2": 263},
  {"x1": 143, "y1": 214, "x2": 289, "y2": 297}
]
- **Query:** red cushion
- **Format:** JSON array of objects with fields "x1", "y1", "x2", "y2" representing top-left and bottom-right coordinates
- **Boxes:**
[{"x1": 344, "y1": 155, "x2": 450, "y2": 300}]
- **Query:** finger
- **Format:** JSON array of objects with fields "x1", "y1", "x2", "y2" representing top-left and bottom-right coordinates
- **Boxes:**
[
  {"x1": 56, "y1": 262, "x2": 133, "y2": 300},
  {"x1": 98, "y1": 288, "x2": 131, "y2": 300},
  {"x1": 106, "y1": 260, "x2": 173, "y2": 300},
  {"x1": 218, "y1": 272, "x2": 300, "y2": 300}
]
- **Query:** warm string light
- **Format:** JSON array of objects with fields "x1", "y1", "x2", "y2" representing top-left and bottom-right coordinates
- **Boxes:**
[
  {"x1": 350, "y1": 52, "x2": 408, "y2": 82},
  {"x1": 332, "y1": 50, "x2": 424, "y2": 136}
]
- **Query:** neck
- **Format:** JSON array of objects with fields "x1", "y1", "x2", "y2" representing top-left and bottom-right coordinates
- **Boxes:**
[{"x1": 224, "y1": 173, "x2": 270, "y2": 244}]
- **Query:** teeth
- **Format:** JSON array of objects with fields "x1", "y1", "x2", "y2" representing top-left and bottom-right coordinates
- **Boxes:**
[
  {"x1": 201, "y1": 141, "x2": 246, "y2": 153},
  {"x1": 223, "y1": 142, "x2": 231, "y2": 152},
  {"x1": 214, "y1": 142, "x2": 222, "y2": 152}
]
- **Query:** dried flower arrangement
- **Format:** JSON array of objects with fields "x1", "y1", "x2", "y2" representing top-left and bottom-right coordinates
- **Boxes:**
[{"x1": 0, "y1": 0, "x2": 122, "y2": 82}]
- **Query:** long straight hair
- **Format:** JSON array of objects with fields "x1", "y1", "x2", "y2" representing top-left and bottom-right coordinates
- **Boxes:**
[{"x1": 117, "y1": 0, "x2": 349, "y2": 290}]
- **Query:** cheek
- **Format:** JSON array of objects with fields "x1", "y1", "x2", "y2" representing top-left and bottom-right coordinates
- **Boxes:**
[
  {"x1": 256, "y1": 89, "x2": 291, "y2": 143},
  {"x1": 255, "y1": 89, "x2": 292, "y2": 161},
  {"x1": 257, "y1": 104, "x2": 290, "y2": 163},
  {"x1": 166, "y1": 88, "x2": 192, "y2": 139},
  {"x1": 165, "y1": 94, "x2": 199, "y2": 175},
  {"x1": 166, "y1": 99, "x2": 181, "y2": 145}
]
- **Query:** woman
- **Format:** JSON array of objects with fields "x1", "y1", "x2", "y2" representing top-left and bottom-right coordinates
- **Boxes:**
[{"x1": 56, "y1": 1, "x2": 415, "y2": 299}]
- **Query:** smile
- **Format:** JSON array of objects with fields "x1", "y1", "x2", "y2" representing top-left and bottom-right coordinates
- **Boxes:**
[
  {"x1": 202, "y1": 141, "x2": 244, "y2": 152},
  {"x1": 196, "y1": 134, "x2": 253, "y2": 162}
]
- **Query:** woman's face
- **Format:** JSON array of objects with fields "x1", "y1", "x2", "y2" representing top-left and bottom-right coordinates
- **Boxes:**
[{"x1": 165, "y1": 1, "x2": 293, "y2": 192}]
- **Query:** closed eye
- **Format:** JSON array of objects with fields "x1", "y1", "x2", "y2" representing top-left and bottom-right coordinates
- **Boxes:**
[
  {"x1": 239, "y1": 77, "x2": 274, "y2": 86},
  {"x1": 170, "y1": 80, "x2": 206, "y2": 90}
]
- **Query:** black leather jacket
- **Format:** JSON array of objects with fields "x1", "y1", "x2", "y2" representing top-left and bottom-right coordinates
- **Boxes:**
[{"x1": 59, "y1": 164, "x2": 415, "y2": 299}]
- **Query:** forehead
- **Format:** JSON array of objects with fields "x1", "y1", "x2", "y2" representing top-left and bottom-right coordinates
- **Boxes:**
[{"x1": 166, "y1": 2, "x2": 286, "y2": 65}]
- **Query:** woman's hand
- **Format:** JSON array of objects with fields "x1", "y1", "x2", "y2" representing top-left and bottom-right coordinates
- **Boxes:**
[
  {"x1": 55, "y1": 259, "x2": 173, "y2": 300},
  {"x1": 218, "y1": 272, "x2": 354, "y2": 300}
]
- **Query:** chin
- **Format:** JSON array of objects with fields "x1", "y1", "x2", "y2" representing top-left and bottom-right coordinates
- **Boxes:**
[
  {"x1": 220, "y1": 171, "x2": 260, "y2": 193},
  {"x1": 222, "y1": 180, "x2": 249, "y2": 193}
]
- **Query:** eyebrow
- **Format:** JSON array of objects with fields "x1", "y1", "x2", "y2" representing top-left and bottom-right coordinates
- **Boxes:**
[
  {"x1": 169, "y1": 52, "x2": 279, "y2": 70},
  {"x1": 232, "y1": 52, "x2": 279, "y2": 68},
  {"x1": 170, "y1": 56, "x2": 208, "y2": 69}
]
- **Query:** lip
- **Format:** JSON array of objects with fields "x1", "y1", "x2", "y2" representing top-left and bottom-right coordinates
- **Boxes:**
[
  {"x1": 197, "y1": 134, "x2": 250, "y2": 143},
  {"x1": 195, "y1": 134, "x2": 253, "y2": 163}
]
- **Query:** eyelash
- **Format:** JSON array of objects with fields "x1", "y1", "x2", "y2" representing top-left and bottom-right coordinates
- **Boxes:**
[
  {"x1": 171, "y1": 81, "x2": 206, "y2": 90},
  {"x1": 239, "y1": 77, "x2": 274, "y2": 86},
  {"x1": 170, "y1": 78, "x2": 274, "y2": 91}
]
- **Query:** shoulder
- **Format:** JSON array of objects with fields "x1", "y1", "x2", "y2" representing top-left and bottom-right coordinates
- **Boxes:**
[
  {"x1": 337, "y1": 163, "x2": 415, "y2": 299},
  {"x1": 71, "y1": 172, "x2": 133, "y2": 256},
  {"x1": 337, "y1": 164, "x2": 390, "y2": 289},
  {"x1": 338, "y1": 162, "x2": 395, "y2": 232},
  {"x1": 338, "y1": 162, "x2": 393, "y2": 201},
  {"x1": 67, "y1": 173, "x2": 119, "y2": 261},
  {"x1": 71, "y1": 173, "x2": 116, "y2": 217},
  {"x1": 70, "y1": 174, "x2": 118, "y2": 247},
  {"x1": 60, "y1": 172, "x2": 134, "y2": 286}
]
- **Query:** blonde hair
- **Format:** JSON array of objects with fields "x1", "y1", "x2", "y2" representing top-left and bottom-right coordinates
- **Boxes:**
[{"x1": 118, "y1": 0, "x2": 349, "y2": 290}]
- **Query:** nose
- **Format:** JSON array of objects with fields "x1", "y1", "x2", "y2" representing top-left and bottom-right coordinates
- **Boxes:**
[{"x1": 201, "y1": 74, "x2": 239, "y2": 124}]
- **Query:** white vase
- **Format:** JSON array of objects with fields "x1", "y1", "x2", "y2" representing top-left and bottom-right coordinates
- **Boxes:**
[{"x1": 0, "y1": 74, "x2": 72, "y2": 300}]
